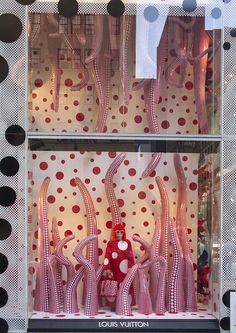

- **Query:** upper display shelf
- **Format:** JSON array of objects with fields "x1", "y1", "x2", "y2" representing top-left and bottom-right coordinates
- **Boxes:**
[{"x1": 28, "y1": 13, "x2": 221, "y2": 135}]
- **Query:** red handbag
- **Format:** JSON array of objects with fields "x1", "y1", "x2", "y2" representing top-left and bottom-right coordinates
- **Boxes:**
[{"x1": 100, "y1": 279, "x2": 118, "y2": 297}]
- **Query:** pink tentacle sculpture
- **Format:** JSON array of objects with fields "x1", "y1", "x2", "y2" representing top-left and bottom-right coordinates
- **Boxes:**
[
  {"x1": 48, "y1": 254, "x2": 60, "y2": 313},
  {"x1": 149, "y1": 219, "x2": 161, "y2": 307},
  {"x1": 119, "y1": 15, "x2": 133, "y2": 105},
  {"x1": 51, "y1": 217, "x2": 64, "y2": 310},
  {"x1": 141, "y1": 80, "x2": 162, "y2": 178},
  {"x1": 75, "y1": 177, "x2": 99, "y2": 270},
  {"x1": 108, "y1": 16, "x2": 120, "y2": 58},
  {"x1": 173, "y1": 153, "x2": 197, "y2": 311},
  {"x1": 85, "y1": 15, "x2": 103, "y2": 65},
  {"x1": 168, "y1": 217, "x2": 185, "y2": 313},
  {"x1": 34, "y1": 177, "x2": 51, "y2": 312},
  {"x1": 132, "y1": 235, "x2": 152, "y2": 315},
  {"x1": 105, "y1": 153, "x2": 126, "y2": 228},
  {"x1": 192, "y1": 17, "x2": 210, "y2": 134},
  {"x1": 74, "y1": 235, "x2": 99, "y2": 316},
  {"x1": 55, "y1": 235, "x2": 76, "y2": 285},
  {"x1": 132, "y1": 79, "x2": 151, "y2": 91},
  {"x1": 154, "y1": 256, "x2": 167, "y2": 315},
  {"x1": 70, "y1": 61, "x2": 89, "y2": 92},
  {"x1": 154, "y1": 176, "x2": 170, "y2": 313},
  {"x1": 72, "y1": 15, "x2": 86, "y2": 46},
  {"x1": 64, "y1": 266, "x2": 85, "y2": 313},
  {"x1": 155, "y1": 22, "x2": 168, "y2": 104},
  {"x1": 46, "y1": 14, "x2": 61, "y2": 113},
  {"x1": 116, "y1": 263, "x2": 141, "y2": 316}
]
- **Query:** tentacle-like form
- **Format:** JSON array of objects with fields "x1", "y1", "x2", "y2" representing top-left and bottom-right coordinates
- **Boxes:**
[
  {"x1": 154, "y1": 257, "x2": 167, "y2": 315},
  {"x1": 156, "y1": 177, "x2": 169, "y2": 263},
  {"x1": 74, "y1": 235, "x2": 98, "y2": 316},
  {"x1": 142, "y1": 79, "x2": 162, "y2": 178},
  {"x1": 174, "y1": 153, "x2": 197, "y2": 311},
  {"x1": 168, "y1": 217, "x2": 185, "y2": 313},
  {"x1": 51, "y1": 217, "x2": 64, "y2": 310},
  {"x1": 70, "y1": 61, "x2": 89, "y2": 92},
  {"x1": 149, "y1": 218, "x2": 161, "y2": 304},
  {"x1": 64, "y1": 266, "x2": 85, "y2": 313},
  {"x1": 132, "y1": 79, "x2": 151, "y2": 91},
  {"x1": 144, "y1": 80, "x2": 158, "y2": 133},
  {"x1": 108, "y1": 16, "x2": 120, "y2": 57},
  {"x1": 192, "y1": 17, "x2": 209, "y2": 134},
  {"x1": 105, "y1": 153, "x2": 126, "y2": 228},
  {"x1": 155, "y1": 177, "x2": 170, "y2": 313},
  {"x1": 34, "y1": 177, "x2": 51, "y2": 312},
  {"x1": 116, "y1": 263, "x2": 141, "y2": 316},
  {"x1": 142, "y1": 153, "x2": 162, "y2": 178},
  {"x1": 132, "y1": 235, "x2": 152, "y2": 315},
  {"x1": 155, "y1": 22, "x2": 168, "y2": 104},
  {"x1": 119, "y1": 15, "x2": 133, "y2": 105},
  {"x1": 72, "y1": 15, "x2": 86, "y2": 46},
  {"x1": 46, "y1": 14, "x2": 61, "y2": 113},
  {"x1": 48, "y1": 255, "x2": 60, "y2": 313},
  {"x1": 75, "y1": 177, "x2": 99, "y2": 270},
  {"x1": 85, "y1": 15, "x2": 103, "y2": 65},
  {"x1": 55, "y1": 235, "x2": 76, "y2": 285}
]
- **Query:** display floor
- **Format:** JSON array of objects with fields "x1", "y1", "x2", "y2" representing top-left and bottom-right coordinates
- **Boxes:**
[{"x1": 29, "y1": 307, "x2": 214, "y2": 320}]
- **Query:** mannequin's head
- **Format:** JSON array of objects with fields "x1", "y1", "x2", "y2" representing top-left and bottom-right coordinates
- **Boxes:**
[{"x1": 112, "y1": 223, "x2": 126, "y2": 241}]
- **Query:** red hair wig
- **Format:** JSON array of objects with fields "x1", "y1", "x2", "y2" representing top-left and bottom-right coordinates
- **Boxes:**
[{"x1": 112, "y1": 223, "x2": 126, "y2": 240}]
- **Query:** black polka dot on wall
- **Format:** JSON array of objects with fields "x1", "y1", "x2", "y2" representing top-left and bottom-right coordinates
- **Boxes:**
[
  {"x1": 0, "y1": 157, "x2": 19, "y2": 177},
  {"x1": 0, "y1": 219, "x2": 12, "y2": 240},
  {"x1": 0, "y1": 318, "x2": 8, "y2": 333},
  {"x1": 5, "y1": 125, "x2": 25, "y2": 146},
  {"x1": 0, "y1": 254, "x2": 8, "y2": 274},
  {"x1": 0, "y1": 56, "x2": 9, "y2": 83},
  {"x1": 223, "y1": 289, "x2": 236, "y2": 308},
  {"x1": 0, "y1": 14, "x2": 22, "y2": 43},
  {"x1": 0, "y1": 187, "x2": 16, "y2": 207},
  {"x1": 15, "y1": 0, "x2": 36, "y2": 5},
  {"x1": 0, "y1": 288, "x2": 8, "y2": 307},
  {"x1": 182, "y1": 0, "x2": 197, "y2": 12},
  {"x1": 58, "y1": 0, "x2": 78, "y2": 17},
  {"x1": 230, "y1": 28, "x2": 236, "y2": 37},
  {"x1": 220, "y1": 317, "x2": 230, "y2": 330},
  {"x1": 223, "y1": 42, "x2": 231, "y2": 50},
  {"x1": 107, "y1": 0, "x2": 125, "y2": 17}
]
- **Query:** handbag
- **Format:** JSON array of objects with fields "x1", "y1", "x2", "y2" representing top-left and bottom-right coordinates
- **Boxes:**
[{"x1": 100, "y1": 279, "x2": 118, "y2": 297}]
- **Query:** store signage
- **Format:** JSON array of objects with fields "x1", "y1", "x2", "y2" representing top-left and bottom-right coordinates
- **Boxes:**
[{"x1": 98, "y1": 320, "x2": 149, "y2": 328}]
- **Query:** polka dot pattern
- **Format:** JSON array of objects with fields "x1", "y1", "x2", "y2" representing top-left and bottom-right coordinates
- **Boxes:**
[
  {"x1": 29, "y1": 15, "x2": 197, "y2": 135},
  {"x1": 0, "y1": 14, "x2": 22, "y2": 43},
  {"x1": 107, "y1": 0, "x2": 125, "y2": 17},
  {"x1": 29, "y1": 151, "x2": 199, "y2": 307}
]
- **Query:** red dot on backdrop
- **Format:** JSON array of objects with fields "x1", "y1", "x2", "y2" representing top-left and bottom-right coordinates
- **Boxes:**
[
  {"x1": 108, "y1": 151, "x2": 116, "y2": 158},
  {"x1": 65, "y1": 79, "x2": 73, "y2": 87},
  {"x1": 119, "y1": 106, "x2": 128, "y2": 114},
  {"x1": 134, "y1": 115, "x2": 142, "y2": 124},
  {"x1": 40, "y1": 162, "x2": 48, "y2": 170},
  {"x1": 72, "y1": 205, "x2": 80, "y2": 213},
  {"x1": 118, "y1": 198, "x2": 124, "y2": 207},
  {"x1": 93, "y1": 167, "x2": 101, "y2": 175},
  {"x1": 178, "y1": 118, "x2": 186, "y2": 126},
  {"x1": 47, "y1": 195, "x2": 55, "y2": 203},
  {"x1": 98, "y1": 248, "x2": 103, "y2": 256},
  {"x1": 76, "y1": 113, "x2": 85, "y2": 121},
  {"x1": 185, "y1": 81, "x2": 193, "y2": 90},
  {"x1": 56, "y1": 172, "x2": 64, "y2": 180},
  {"x1": 128, "y1": 168, "x2": 136, "y2": 176},
  {"x1": 106, "y1": 220, "x2": 112, "y2": 229},
  {"x1": 77, "y1": 225, "x2": 83, "y2": 230},
  {"x1": 163, "y1": 176, "x2": 169, "y2": 182},
  {"x1": 143, "y1": 221, "x2": 149, "y2": 227},
  {"x1": 59, "y1": 206, "x2": 65, "y2": 212},
  {"x1": 64, "y1": 230, "x2": 73, "y2": 237},
  {"x1": 161, "y1": 120, "x2": 170, "y2": 129},
  {"x1": 189, "y1": 182, "x2": 197, "y2": 191},
  {"x1": 138, "y1": 191, "x2": 146, "y2": 199},
  {"x1": 70, "y1": 178, "x2": 76, "y2": 187}
]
